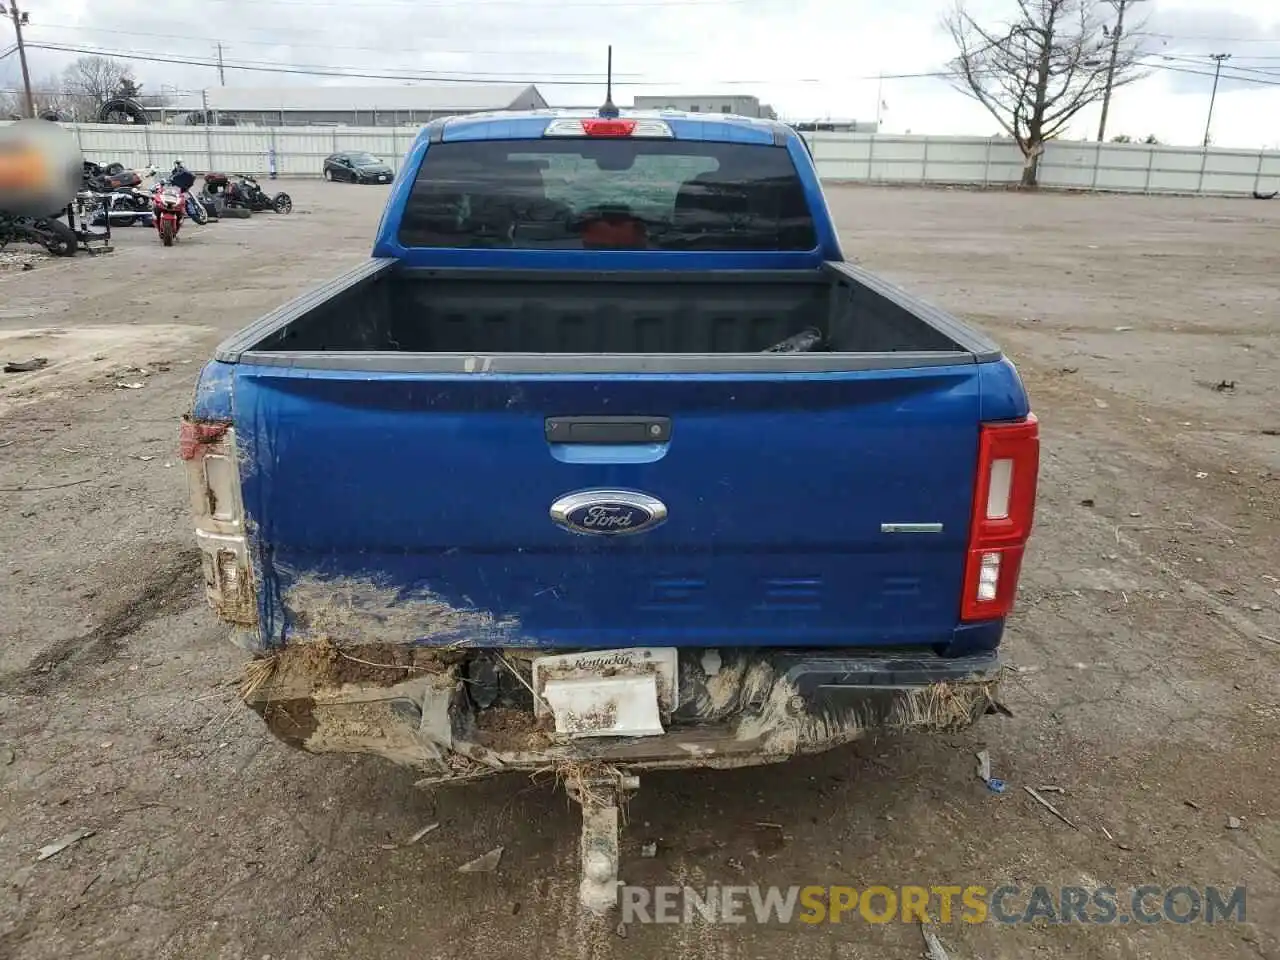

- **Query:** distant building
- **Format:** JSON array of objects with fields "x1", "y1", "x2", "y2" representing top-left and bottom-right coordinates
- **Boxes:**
[
  {"x1": 146, "y1": 83, "x2": 548, "y2": 126},
  {"x1": 791, "y1": 119, "x2": 879, "y2": 134},
  {"x1": 631, "y1": 95, "x2": 777, "y2": 120}
]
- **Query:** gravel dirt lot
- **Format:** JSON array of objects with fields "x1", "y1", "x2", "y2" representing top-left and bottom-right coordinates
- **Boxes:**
[{"x1": 1, "y1": 182, "x2": 1277, "y2": 960}]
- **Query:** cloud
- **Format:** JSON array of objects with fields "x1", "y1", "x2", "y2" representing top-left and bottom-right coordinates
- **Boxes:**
[
  {"x1": 3, "y1": 0, "x2": 1279, "y2": 147},
  {"x1": 1142, "y1": 2, "x2": 1280, "y2": 96}
]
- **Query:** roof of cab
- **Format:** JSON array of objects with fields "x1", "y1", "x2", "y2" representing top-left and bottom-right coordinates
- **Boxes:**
[{"x1": 423, "y1": 109, "x2": 794, "y2": 146}]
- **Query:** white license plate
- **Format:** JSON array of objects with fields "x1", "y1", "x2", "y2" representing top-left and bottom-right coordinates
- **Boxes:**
[{"x1": 532, "y1": 648, "x2": 678, "y2": 739}]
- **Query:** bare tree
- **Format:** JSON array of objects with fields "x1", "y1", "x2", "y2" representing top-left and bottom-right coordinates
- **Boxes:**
[
  {"x1": 34, "y1": 89, "x2": 81, "y2": 121},
  {"x1": 2, "y1": 74, "x2": 82, "y2": 120},
  {"x1": 945, "y1": 0, "x2": 1147, "y2": 186},
  {"x1": 61, "y1": 55, "x2": 139, "y2": 116}
]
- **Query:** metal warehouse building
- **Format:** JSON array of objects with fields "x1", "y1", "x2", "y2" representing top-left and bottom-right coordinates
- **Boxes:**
[
  {"x1": 631, "y1": 94, "x2": 777, "y2": 119},
  {"x1": 149, "y1": 83, "x2": 548, "y2": 127}
]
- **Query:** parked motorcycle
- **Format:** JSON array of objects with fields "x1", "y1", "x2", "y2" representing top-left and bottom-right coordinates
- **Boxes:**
[
  {"x1": 82, "y1": 160, "x2": 143, "y2": 193},
  {"x1": 186, "y1": 190, "x2": 210, "y2": 225},
  {"x1": 152, "y1": 167, "x2": 198, "y2": 246},
  {"x1": 167, "y1": 160, "x2": 210, "y2": 226},
  {"x1": 92, "y1": 166, "x2": 170, "y2": 227},
  {"x1": 83, "y1": 180, "x2": 156, "y2": 226},
  {"x1": 0, "y1": 211, "x2": 79, "y2": 256},
  {"x1": 239, "y1": 174, "x2": 292, "y2": 214},
  {"x1": 203, "y1": 172, "x2": 292, "y2": 214},
  {"x1": 79, "y1": 189, "x2": 148, "y2": 228}
]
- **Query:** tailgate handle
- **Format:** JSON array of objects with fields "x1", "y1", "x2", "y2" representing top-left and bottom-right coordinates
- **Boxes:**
[{"x1": 545, "y1": 416, "x2": 671, "y2": 445}]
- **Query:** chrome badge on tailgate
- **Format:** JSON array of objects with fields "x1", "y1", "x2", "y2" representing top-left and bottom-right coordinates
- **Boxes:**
[{"x1": 550, "y1": 489, "x2": 668, "y2": 537}]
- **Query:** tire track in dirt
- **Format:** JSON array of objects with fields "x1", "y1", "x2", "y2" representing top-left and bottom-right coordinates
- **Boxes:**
[{"x1": 0, "y1": 542, "x2": 202, "y2": 696}]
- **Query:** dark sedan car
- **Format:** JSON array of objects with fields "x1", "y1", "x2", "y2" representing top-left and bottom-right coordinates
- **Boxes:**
[{"x1": 322, "y1": 152, "x2": 394, "y2": 184}]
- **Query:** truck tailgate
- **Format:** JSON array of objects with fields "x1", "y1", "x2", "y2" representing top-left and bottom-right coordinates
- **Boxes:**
[{"x1": 233, "y1": 364, "x2": 983, "y2": 649}]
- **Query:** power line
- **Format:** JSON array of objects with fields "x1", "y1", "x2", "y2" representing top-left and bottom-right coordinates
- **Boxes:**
[
  {"x1": 1147, "y1": 59, "x2": 1280, "y2": 88},
  {"x1": 869, "y1": 57, "x2": 1280, "y2": 90},
  {"x1": 26, "y1": 21, "x2": 703, "y2": 59},
  {"x1": 127, "y1": 0, "x2": 745, "y2": 7},
  {"x1": 25, "y1": 40, "x2": 826, "y2": 86},
  {"x1": 25, "y1": 44, "x2": 670, "y2": 83},
  {"x1": 1155, "y1": 53, "x2": 1280, "y2": 78},
  {"x1": 17, "y1": 39, "x2": 1280, "y2": 98},
  {"x1": 0, "y1": 85, "x2": 104, "y2": 94},
  {"x1": 1175, "y1": 54, "x2": 1280, "y2": 63},
  {"x1": 1143, "y1": 31, "x2": 1280, "y2": 45},
  {"x1": 26, "y1": 34, "x2": 666, "y2": 81}
]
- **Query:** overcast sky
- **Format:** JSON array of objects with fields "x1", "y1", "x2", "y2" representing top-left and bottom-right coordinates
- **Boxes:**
[{"x1": 3, "y1": 0, "x2": 1278, "y2": 147}]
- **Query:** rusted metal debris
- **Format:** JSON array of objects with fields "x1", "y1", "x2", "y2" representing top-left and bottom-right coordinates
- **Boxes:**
[
  {"x1": 36, "y1": 828, "x2": 95, "y2": 862},
  {"x1": 921, "y1": 926, "x2": 952, "y2": 960},
  {"x1": 3, "y1": 357, "x2": 48, "y2": 373},
  {"x1": 406, "y1": 822, "x2": 440, "y2": 845},
  {"x1": 457, "y1": 846, "x2": 504, "y2": 873},
  {"x1": 1024, "y1": 786, "x2": 1078, "y2": 830}
]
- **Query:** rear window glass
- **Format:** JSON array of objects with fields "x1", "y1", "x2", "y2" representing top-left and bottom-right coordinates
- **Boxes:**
[{"x1": 397, "y1": 138, "x2": 817, "y2": 251}]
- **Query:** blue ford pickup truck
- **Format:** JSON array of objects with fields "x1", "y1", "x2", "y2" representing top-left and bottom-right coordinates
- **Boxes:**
[{"x1": 183, "y1": 110, "x2": 1038, "y2": 910}]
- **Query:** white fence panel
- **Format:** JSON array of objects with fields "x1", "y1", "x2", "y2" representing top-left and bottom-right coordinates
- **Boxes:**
[
  {"x1": 923, "y1": 137, "x2": 993, "y2": 184},
  {"x1": 1260, "y1": 154, "x2": 1280, "y2": 193},
  {"x1": 867, "y1": 137, "x2": 929, "y2": 183},
  {"x1": 4, "y1": 120, "x2": 1278, "y2": 196},
  {"x1": 208, "y1": 128, "x2": 272, "y2": 174},
  {"x1": 70, "y1": 124, "x2": 154, "y2": 173},
  {"x1": 806, "y1": 134, "x2": 1032, "y2": 187},
  {"x1": 273, "y1": 128, "x2": 343, "y2": 176},
  {"x1": 1094, "y1": 145, "x2": 1154, "y2": 193},
  {"x1": 805, "y1": 133, "x2": 1280, "y2": 197},
  {"x1": 1041, "y1": 142, "x2": 1100, "y2": 189},
  {"x1": 805, "y1": 135, "x2": 872, "y2": 181}
]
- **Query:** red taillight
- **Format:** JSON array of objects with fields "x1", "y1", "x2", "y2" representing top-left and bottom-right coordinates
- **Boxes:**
[
  {"x1": 961, "y1": 414, "x2": 1040, "y2": 622},
  {"x1": 581, "y1": 119, "x2": 636, "y2": 137},
  {"x1": 180, "y1": 417, "x2": 229, "y2": 460}
]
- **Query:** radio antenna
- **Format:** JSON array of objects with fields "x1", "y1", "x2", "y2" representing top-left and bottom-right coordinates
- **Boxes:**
[{"x1": 599, "y1": 45, "x2": 619, "y2": 118}]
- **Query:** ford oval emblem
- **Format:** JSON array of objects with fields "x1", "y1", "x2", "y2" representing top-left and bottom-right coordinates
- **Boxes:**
[{"x1": 550, "y1": 489, "x2": 668, "y2": 537}]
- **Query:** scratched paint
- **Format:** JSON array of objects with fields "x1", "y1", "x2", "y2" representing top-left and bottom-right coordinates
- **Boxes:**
[{"x1": 280, "y1": 573, "x2": 521, "y2": 646}]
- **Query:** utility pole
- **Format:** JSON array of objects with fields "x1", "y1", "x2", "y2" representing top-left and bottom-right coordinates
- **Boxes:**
[
  {"x1": 1, "y1": 0, "x2": 35, "y2": 119},
  {"x1": 1203, "y1": 53, "x2": 1230, "y2": 147},
  {"x1": 1097, "y1": 0, "x2": 1143, "y2": 142},
  {"x1": 216, "y1": 42, "x2": 226, "y2": 86}
]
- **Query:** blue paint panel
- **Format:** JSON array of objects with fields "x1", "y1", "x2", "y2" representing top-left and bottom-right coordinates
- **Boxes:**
[
  {"x1": 978, "y1": 356, "x2": 1033, "y2": 422},
  {"x1": 945, "y1": 619, "x2": 1005, "y2": 657},
  {"x1": 191, "y1": 360, "x2": 235, "y2": 421},
  {"x1": 234, "y1": 362, "x2": 989, "y2": 650}
]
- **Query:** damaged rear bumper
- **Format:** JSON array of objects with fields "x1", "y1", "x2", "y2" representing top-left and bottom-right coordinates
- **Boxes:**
[{"x1": 246, "y1": 645, "x2": 1002, "y2": 781}]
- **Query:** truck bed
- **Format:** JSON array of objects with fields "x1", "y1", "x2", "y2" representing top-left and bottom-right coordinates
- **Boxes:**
[
  {"x1": 197, "y1": 255, "x2": 1021, "y2": 655},
  {"x1": 217, "y1": 259, "x2": 999, "y2": 368},
  {"x1": 192, "y1": 114, "x2": 1030, "y2": 658}
]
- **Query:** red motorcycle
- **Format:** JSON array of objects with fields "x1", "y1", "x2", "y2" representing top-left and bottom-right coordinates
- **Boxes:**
[{"x1": 152, "y1": 166, "x2": 197, "y2": 246}]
